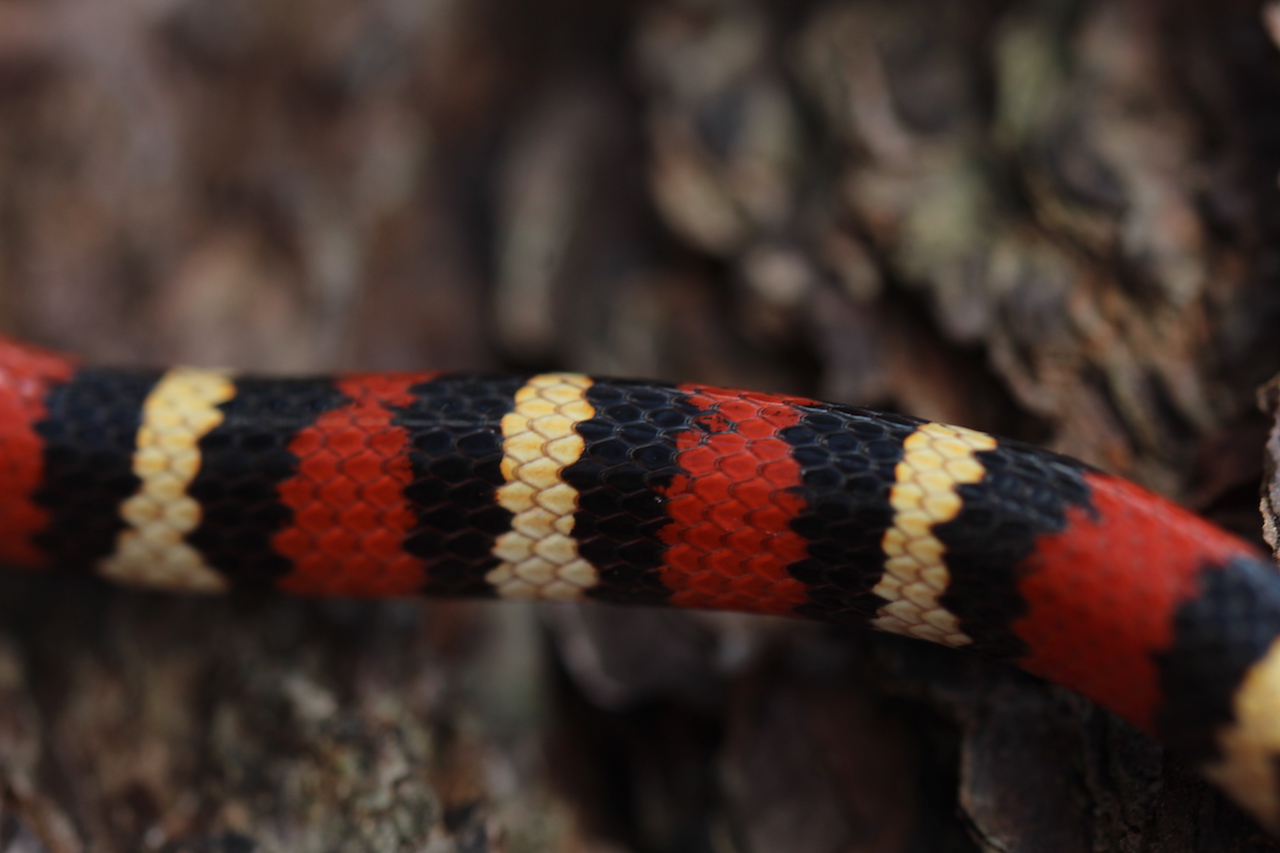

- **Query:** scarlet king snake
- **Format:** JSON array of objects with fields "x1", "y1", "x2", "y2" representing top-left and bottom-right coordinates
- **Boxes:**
[{"x1": 0, "y1": 334, "x2": 1278, "y2": 831}]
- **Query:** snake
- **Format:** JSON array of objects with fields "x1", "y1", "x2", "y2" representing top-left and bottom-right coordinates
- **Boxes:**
[{"x1": 0, "y1": 333, "x2": 1278, "y2": 833}]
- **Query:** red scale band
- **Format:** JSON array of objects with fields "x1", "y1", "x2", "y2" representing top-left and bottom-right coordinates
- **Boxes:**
[
  {"x1": 1014, "y1": 472, "x2": 1256, "y2": 731},
  {"x1": 274, "y1": 373, "x2": 440, "y2": 598},
  {"x1": 658, "y1": 386, "x2": 812, "y2": 615},
  {"x1": 2, "y1": 335, "x2": 1280, "y2": 833},
  {"x1": 0, "y1": 339, "x2": 76, "y2": 569}
]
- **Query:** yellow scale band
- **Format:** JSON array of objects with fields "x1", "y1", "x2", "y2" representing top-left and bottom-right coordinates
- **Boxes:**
[
  {"x1": 871, "y1": 422, "x2": 997, "y2": 647},
  {"x1": 99, "y1": 368, "x2": 235, "y2": 592},
  {"x1": 487, "y1": 373, "x2": 598, "y2": 600},
  {"x1": 1203, "y1": 636, "x2": 1280, "y2": 833}
]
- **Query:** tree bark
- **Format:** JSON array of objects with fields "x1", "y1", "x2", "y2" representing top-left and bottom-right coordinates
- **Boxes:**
[{"x1": 0, "y1": 0, "x2": 1278, "y2": 850}]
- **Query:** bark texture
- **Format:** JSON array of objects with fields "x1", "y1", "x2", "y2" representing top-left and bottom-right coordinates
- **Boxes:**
[{"x1": 1, "y1": 0, "x2": 1280, "y2": 850}]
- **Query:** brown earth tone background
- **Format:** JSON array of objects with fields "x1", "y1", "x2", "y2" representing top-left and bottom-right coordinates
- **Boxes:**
[{"x1": 2, "y1": 0, "x2": 1280, "y2": 850}]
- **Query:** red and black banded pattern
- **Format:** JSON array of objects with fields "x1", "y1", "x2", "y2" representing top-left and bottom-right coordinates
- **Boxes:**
[
  {"x1": 562, "y1": 380, "x2": 695, "y2": 606},
  {"x1": 1157, "y1": 556, "x2": 1280, "y2": 758},
  {"x1": 188, "y1": 377, "x2": 350, "y2": 588},
  {"x1": 391, "y1": 374, "x2": 527, "y2": 597},
  {"x1": 0, "y1": 335, "x2": 1279, "y2": 831},
  {"x1": 775, "y1": 402, "x2": 921, "y2": 622},
  {"x1": 272, "y1": 373, "x2": 439, "y2": 598},
  {"x1": 0, "y1": 341, "x2": 78, "y2": 569},
  {"x1": 33, "y1": 368, "x2": 161, "y2": 572},
  {"x1": 934, "y1": 439, "x2": 1093, "y2": 660},
  {"x1": 656, "y1": 384, "x2": 812, "y2": 615}
]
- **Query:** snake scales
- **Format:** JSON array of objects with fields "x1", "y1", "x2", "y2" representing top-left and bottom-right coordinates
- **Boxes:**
[{"x1": 0, "y1": 334, "x2": 1277, "y2": 832}]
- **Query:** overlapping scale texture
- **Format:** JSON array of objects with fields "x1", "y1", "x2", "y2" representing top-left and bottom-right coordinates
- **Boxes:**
[
  {"x1": 1011, "y1": 471, "x2": 1256, "y2": 730},
  {"x1": 561, "y1": 380, "x2": 694, "y2": 605},
  {"x1": 102, "y1": 368, "x2": 235, "y2": 592},
  {"x1": 776, "y1": 404, "x2": 922, "y2": 623},
  {"x1": 187, "y1": 377, "x2": 349, "y2": 586},
  {"x1": 33, "y1": 368, "x2": 161, "y2": 571},
  {"x1": 488, "y1": 373, "x2": 598, "y2": 600},
  {"x1": 932, "y1": 439, "x2": 1093, "y2": 660},
  {"x1": 390, "y1": 375, "x2": 525, "y2": 596},
  {"x1": 871, "y1": 422, "x2": 997, "y2": 647},
  {"x1": 273, "y1": 374, "x2": 438, "y2": 598},
  {"x1": 656, "y1": 385, "x2": 812, "y2": 614},
  {"x1": 3, "y1": 342, "x2": 1280, "y2": 836}
]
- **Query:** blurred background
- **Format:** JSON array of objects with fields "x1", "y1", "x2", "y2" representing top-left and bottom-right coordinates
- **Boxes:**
[{"x1": 1, "y1": 0, "x2": 1280, "y2": 850}]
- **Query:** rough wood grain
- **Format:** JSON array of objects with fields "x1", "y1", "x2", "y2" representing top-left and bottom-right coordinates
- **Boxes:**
[{"x1": 0, "y1": 0, "x2": 1278, "y2": 850}]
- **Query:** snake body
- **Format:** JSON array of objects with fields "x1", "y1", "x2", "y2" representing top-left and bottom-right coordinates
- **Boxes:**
[{"x1": 0, "y1": 335, "x2": 1278, "y2": 830}]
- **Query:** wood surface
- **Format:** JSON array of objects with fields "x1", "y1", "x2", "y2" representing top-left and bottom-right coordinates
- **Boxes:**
[{"x1": 1, "y1": 0, "x2": 1279, "y2": 850}]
